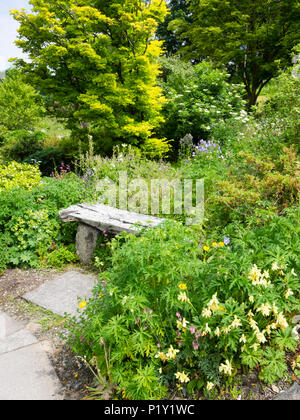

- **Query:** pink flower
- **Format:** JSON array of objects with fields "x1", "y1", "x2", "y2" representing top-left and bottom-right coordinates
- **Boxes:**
[
  {"x1": 192, "y1": 340, "x2": 199, "y2": 350},
  {"x1": 190, "y1": 326, "x2": 196, "y2": 334}
]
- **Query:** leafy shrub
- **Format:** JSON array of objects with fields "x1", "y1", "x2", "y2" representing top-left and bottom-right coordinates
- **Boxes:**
[
  {"x1": 47, "y1": 245, "x2": 79, "y2": 268},
  {"x1": 0, "y1": 161, "x2": 42, "y2": 191},
  {"x1": 0, "y1": 130, "x2": 44, "y2": 162},
  {"x1": 24, "y1": 147, "x2": 68, "y2": 177},
  {"x1": 65, "y1": 208, "x2": 299, "y2": 399},
  {"x1": 158, "y1": 58, "x2": 246, "y2": 152},
  {"x1": 0, "y1": 172, "x2": 86, "y2": 271}
]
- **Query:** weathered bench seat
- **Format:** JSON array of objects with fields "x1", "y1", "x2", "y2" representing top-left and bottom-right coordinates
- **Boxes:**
[{"x1": 59, "y1": 203, "x2": 165, "y2": 264}]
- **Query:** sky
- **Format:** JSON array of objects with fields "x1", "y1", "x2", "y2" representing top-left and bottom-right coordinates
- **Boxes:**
[{"x1": 0, "y1": 0, "x2": 31, "y2": 71}]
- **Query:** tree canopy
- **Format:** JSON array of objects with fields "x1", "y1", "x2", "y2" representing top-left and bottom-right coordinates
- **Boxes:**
[
  {"x1": 169, "y1": 0, "x2": 300, "y2": 106},
  {"x1": 11, "y1": 0, "x2": 168, "y2": 153}
]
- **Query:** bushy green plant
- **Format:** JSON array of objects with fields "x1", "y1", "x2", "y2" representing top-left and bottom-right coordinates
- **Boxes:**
[
  {"x1": 65, "y1": 207, "x2": 299, "y2": 399},
  {"x1": 0, "y1": 161, "x2": 42, "y2": 191},
  {"x1": 1, "y1": 130, "x2": 44, "y2": 162},
  {"x1": 47, "y1": 245, "x2": 79, "y2": 268},
  {"x1": 158, "y1": 58, "x2": 246, "y2": 152},
  {"x1": 0, "y1": 170, "x2": 87, "y2": 271}
]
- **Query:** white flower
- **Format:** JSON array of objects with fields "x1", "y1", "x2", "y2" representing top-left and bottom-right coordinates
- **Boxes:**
[
  {"x1": 271, "y1": 262, "x2": 280, "y2": 271},
  {"x1": 239, "y1": 334, "x2": 247, "y2": 344},
  {"x1": 166, "y1": 345, "x2": 180, "y2": 360},
  {"x1": 206, "y1": 382, "x2": 214, "y2": 391},
  {"x1": 219, "y1": 360, "x2": 233, "y2": 376},
  {"x1": 256, "y1": 330, "x2": 267, "y2": 344},
  {"x1": 284, "y1": 288, "x2": 293, "y2": 299},
  {"x1": 202, "y1": 307, "x2": 212, "y2": 318},
  {"x1": 214, "y1": 327, "x2": 221, "y2": 337},
  {"x1": 175, "y1": 371, "x2": 190, "y2": 383},
  {"x1": 231, "y1": 316, "x2": 242, "y2": 329},
  {"x1": 256, "y1": 303, "x2": 272, "y2": 316},
  {"x1": 178, "y1": 292, "x2": 191, "y2": 304}
]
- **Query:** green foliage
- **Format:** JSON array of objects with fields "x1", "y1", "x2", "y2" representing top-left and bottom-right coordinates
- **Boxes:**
[
  {"x1": 156, "y1": 0, "x2": 191, "y2": 56},
  {"x1": 47, "y1": 245, "x2": 79, "y2": 268},
  {"x1": 158, "y1": 58, "x2": 245, "y2": 149},
  {"x1": 0, "y1": 70, "x2": 44, "y2": 143},
  {"x1": 169, "y1": 0, "x2": 300, "y2": 106},
  {"x1": 0, "y1": 168, "x2": 86, "y2": 271},
  {"x1": 65, "y1": 207, "x2": 300, "y2": 399},
  {"x1": 1, "y1": 130, "x2": 45, "y2": 162},
  {"x1": 12, "y1": 0, "x2": 169, "y2": 152},
  {"x1": 0, "y1": 161, "x2": 42, "y2": 192}
]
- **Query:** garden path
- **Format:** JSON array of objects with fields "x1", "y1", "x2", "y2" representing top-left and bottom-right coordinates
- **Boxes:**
[{"x1": 0, "y1": 270, "x2": 97, "y2": 400}]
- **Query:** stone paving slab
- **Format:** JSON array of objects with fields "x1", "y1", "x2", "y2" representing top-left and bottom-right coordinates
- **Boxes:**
[
  {"x1": 22, "y1": 270, "x2": 97, "y2": 318},
  {"x1": 0, "y1": 328, "x2": 38, "y2": 355},
  {"x1": 0, "y1": 312, "x2": 25, "y2": 339},
  {"x1": 0, "y1": 342, "x2": 63, "y2": 400}
]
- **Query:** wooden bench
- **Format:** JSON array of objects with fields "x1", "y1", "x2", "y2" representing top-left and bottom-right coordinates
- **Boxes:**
[{"x1": 59, "y1": 203, "x2": 165, "y2": 264}]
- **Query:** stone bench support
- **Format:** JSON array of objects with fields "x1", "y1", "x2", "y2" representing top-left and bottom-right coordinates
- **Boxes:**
[{"x1": 59, "y1": 203, "x2": 164, "y2": 264}]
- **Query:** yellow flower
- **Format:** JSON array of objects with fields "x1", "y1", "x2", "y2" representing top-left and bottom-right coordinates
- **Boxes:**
[
  {"x1": 214, "y1": 327, "x2": 221, "y2": 337},
  {"x1": 178, "y1": 283, "x2": 187, "y2": 290},
  {"x1": 256, "y1": 303, "x2": 272, "y2": 316},
  {"x1": 202, "y1": 307, "x2": 212, "y2": 318},
  {"x1": 212, "y1": 242, "x2": 218, "y2": 248},
  {"x1": 178, "y1": 291, "x2": 191, "y2": 304},
  {"x1": 239, "y1": 334, "x2": 247, "y2": 344},
  {"x1": 218, "y1": 242, "x2": 224, "y2": 247},
  {"x1": 256, "y1": 330, "x2": 267, "y2": 344},
  {"x1": 219, "y1": 360, "x2": 233, "y2": 376},
  {"x1": 284, "y1": 288, "x2": 293, "y2": 299},
  {"x1": 78, "y1": 300, "x2": 87, "y2": 309},
  {"x1": 175, "y1": 371, "x2": 190, "y2": 383},
  {"x1": 203, "y1": 245, "x2": 210, "y2": 252},
  {"x1": 206, "y1": 382, "x2": 214, "y2": 391},
  {"x1": 249, "y1": 295, "x2": 254, "y2": 303},
  {"x1": 98, "y1": 293, "x2": 104, "y2": 299},
  {"x1": 231, "y1": 316, "x2": 242, "y2": 328},
  {"x1": 277, "y1": 312, "x2": 288, "y2": 330},
  {"x1": 155, "y1": 352, "x2": 168, "y2": 362},
  {"x1": 166, "y1": 345, "x2": 180, "y2": 360}
]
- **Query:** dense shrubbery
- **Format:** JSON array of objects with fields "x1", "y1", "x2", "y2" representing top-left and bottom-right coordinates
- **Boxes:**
[
  {"x1": 66, "y1": 207, "x2": 299, "y2": 399},
  {"x1": 158, "y1": 58, "x2": 246, "y2": 154},
  {"x1": 0, "y1": 169, "x2": 84, "y2": 273}
]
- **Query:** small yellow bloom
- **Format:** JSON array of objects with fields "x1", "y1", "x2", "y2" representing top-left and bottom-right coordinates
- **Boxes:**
[
  {"x1": 175, "y1": 371, "x2": 190, "y2": 383},
  {"x1": 218, "y1": 242, "x2": 224, "y2": 247},
  {"x1": 212, "y1": 242, "x2": 218, "y2": 248},
  {"x1": 202, "y1": 307, "x2": 212, "y2": 318},
  {"x1": 98, "y1": 293, "x2": 104, "y2": 299},
  {"x1": 178, "y1": 283, "x2": 187, "y2": 290},
  {"x1": 249, "y1": 295, "x2": 254, "y2": 303},
  {"x1": 166, "y1": 345, "x2": 180, "y2": 360},
  {"x1": 219, "y1": 360, "x2": 233, "y2": 376},
  {"x1": 203, "y1": 245, "x2": 210, "y2": 252},
  {"x1": 178, "y1": 291, "x2": 191, "y2": 304},
  {"x1": 284, "y1": 288, "x2": 293, "y2": 299},
  {"x1": 78, "y1": 300, "x2": 87, "y2": 309},
  {"x1": 206, "y1": 382, "x2": 214, "y2": 391}
]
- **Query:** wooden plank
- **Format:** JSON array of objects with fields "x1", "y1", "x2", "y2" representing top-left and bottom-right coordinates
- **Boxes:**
[{"x1": 59, "y1": 203, "x2": 165, "y2": 235}]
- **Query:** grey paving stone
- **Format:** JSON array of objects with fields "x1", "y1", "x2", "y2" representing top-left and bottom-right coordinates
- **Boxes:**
[
  {"x1": 273, "y1": 382, "x2": 300, "y2": 400},
  {"x1": 0, "y1": 328, "x2": 38, "y2": 355},
  {"x1": 0, "y1": 312, "x2": 24, "y2": 339},
  {"x1": 22, "y1": 270, "x2": 97, "y2": 318},
  {"x1": 0, "y1": 342, "x2": 63, "y2": 400}
]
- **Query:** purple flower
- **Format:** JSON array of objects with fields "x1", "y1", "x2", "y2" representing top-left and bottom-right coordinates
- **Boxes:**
[{"x1": 224, "y1": 237, "x2": 230, "y2": 245}]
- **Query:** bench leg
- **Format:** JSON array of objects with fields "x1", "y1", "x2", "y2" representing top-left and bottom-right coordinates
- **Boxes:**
[{"x1": 76, "y1": 223, "x2": 99, "y2": 264}]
